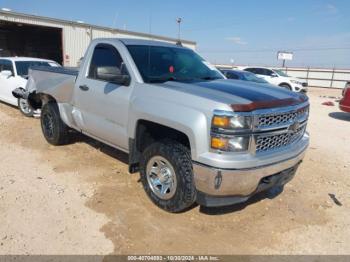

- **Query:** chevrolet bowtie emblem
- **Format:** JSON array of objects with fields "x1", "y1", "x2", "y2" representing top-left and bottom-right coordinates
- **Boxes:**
[{"x1": 289, "y1": 121, "x2": 300, "y2": 132}]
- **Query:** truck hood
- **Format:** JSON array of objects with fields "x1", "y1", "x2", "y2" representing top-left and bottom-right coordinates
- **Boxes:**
[{"x1": 158, "y1": 79, "x2": 308, "y2": 112}]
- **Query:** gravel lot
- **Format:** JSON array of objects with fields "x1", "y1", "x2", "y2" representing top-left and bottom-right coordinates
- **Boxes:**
[{"x1": 0, "y1": 87, "x2": 349, "y2": 255}]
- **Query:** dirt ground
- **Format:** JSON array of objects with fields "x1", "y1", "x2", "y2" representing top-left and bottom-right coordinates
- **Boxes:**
[{"x1": 0, "y1": 87, "x2": 349, "y2": 255}]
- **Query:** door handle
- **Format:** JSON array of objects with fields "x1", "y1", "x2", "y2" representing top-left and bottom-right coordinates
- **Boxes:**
[{"x1": 79, "y1": 85, "x2": 89, "y2": 91}]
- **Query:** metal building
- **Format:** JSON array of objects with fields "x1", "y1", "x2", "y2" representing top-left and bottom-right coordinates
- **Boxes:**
[{"x1": 0, "y1": 10, "x2": 196, "y2": 67}]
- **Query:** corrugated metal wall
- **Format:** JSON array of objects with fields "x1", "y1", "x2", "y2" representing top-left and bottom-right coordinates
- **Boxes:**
[{"x1": 0, "y1": 11, "x2": 196, "y2": 67}]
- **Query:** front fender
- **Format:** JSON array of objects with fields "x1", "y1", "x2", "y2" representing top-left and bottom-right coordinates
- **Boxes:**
[{"x1": 128, "y1": 97, "x2": 210, "y2": 161}]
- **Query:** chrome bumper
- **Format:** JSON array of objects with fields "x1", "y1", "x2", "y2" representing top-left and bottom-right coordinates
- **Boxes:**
[{"x1": 193, "y1": 148, "x2": 307, "y2": 197}]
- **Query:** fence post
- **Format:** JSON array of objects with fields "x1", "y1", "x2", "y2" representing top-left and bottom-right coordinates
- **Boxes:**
[
  {"x1": 330, "y1": 68, "x2": 335, "y2": 88},
  {"x1": 306, "y1": 67, "x2": 310, "y2": 84}
]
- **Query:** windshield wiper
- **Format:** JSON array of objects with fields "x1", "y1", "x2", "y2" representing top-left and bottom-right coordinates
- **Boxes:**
[
  {"x1": 200, "y1": 76, "x2": 221, "y2": 81},
  {"x1": 148, "y1": 76, "x2": 195, "y2": 83},
  {"x1": 148, "y1": 76, "x2": 177, "y2": 83}
]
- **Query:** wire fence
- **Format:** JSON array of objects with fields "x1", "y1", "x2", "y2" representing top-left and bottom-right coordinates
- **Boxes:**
[{"x1": 216, "y1": 64, "x2": 350, "y2": 89}]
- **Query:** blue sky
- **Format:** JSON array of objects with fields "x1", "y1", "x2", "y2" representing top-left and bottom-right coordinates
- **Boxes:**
[{"x1": 1, "y1": 0, "x2": 349, "y2": 68}]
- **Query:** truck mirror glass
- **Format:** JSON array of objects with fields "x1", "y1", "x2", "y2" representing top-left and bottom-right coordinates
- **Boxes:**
[{"x1": 96, "y1": 66, "x2": 130, "y2": 86}]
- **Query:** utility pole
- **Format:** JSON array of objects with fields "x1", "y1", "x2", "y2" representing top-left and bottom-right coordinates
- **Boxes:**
[{"x1": 176, "y1": 18, "x2": 182, "y2": 45}]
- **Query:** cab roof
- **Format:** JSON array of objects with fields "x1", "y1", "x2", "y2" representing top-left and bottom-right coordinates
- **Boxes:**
[{"x1": 94, "y1": 38, "x2": 188, "y2": 49}]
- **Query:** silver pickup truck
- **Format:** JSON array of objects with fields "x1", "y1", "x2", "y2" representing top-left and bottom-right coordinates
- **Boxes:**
[{"x1": 21, "y1": 38, "x2": 309, "y2": 212}]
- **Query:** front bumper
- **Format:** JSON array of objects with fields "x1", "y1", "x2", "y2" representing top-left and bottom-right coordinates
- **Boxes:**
[
  {"x1": 193, "y1": 145, "x2": 307, "y2": 206},
  {"x1": 293, "y1": 83, "x2": 308, "y2": 93},
  {"x1": 196, "y1": 163, "x2": 299, "y2": 207}
]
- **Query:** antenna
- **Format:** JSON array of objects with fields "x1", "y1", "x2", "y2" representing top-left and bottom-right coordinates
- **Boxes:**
[
  {"x1": 149, "y1": 11, "x2": 153, "y2": 39},
  {"x1": 176, "y1": 18, "x2": 182, "y2": 46},
  {"x1": 112, "y1": 12, "x2": 118, "y2": 28}
]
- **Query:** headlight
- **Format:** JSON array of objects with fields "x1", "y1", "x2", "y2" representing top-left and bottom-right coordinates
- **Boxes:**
[
  {"x1": 211, "y1": 136, "x2": 250, "y2": 152},
  {"x1": 211, "y1": 111, "x2": 253, "y2": 152},
  {"x1": 212, "y1": 114, "x2": 252, "y2": 130}
]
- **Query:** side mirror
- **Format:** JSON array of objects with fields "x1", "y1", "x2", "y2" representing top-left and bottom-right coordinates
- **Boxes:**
[
  {"x1": 96, "y1": 66, "x2": 130, "y2": 86},
  {"x1": 270, "y1": 73, "x2": 278, "y2": 78},
  {"x1": 0, "y1": 70, "x2": 13, "y2": 78}
]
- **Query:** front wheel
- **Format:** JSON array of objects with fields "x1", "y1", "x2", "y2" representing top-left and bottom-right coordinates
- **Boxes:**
[
  {"x1": 18, "y1": 98, "x2": 34, "y2": 117},
  {"x1": 41, "y1": 102, "x2": 69, "y2": 145},
  {"x1": 140, "y1": 141, "x2": 196, "y2": 213}
]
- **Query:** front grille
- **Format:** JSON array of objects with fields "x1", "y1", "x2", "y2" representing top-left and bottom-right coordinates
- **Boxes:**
[
  {"x1": 256, "y1": 125, "x2": 306, "y2": 153},
  {"x1": 257, "y1": 106, "x2": 309, "y2": 128},
  {"x1": 302, "y1": 83, "x2": 308, "y2": 87}
]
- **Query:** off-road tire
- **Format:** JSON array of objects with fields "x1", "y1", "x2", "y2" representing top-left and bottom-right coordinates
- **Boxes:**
[
  {"x1": 140, "y1": 140, "x2": 196, "y2": 213},
  {"x1": 41, "y1": 102, "x2": 69, "y2": 145},
  {"x1": 18, "y1": 98, "x2": 34, "y2": 117}
]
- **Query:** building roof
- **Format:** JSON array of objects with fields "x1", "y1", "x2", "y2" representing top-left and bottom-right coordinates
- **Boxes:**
[
  {"x1": 0, "y1": 10, "x2": 196, "y2": 46},
  {"x1": 1, "y1": 57, "x2": 56, "y2": 62}
]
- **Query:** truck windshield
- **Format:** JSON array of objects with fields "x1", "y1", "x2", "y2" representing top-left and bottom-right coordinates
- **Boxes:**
[
  {"x1": 127, "y1": 45, "x2": 224, "y2": 83},
  {"x1": 15, "y1": 61, "x2": 58, "y2": 77}
]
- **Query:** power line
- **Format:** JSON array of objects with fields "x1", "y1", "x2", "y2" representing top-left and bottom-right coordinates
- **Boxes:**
[{"x1": 198, "y1": 47, "x2": 350, "y2": 53}]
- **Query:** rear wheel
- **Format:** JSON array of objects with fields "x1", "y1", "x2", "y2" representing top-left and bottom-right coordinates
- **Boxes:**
[
  {"x1": 140, "y1": 141, "x2": 196, "y2": 213},
  {"x1": 41, "y1": 102, "x2": 69, "y2": 145},
  {"x1": 18, "y1": 98, "x2": 34, "y2": 117}
]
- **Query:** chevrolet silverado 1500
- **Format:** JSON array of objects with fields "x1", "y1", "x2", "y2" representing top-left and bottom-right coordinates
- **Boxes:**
[{"x1": 20, "y1": 38, "x2": 309, "y2": 212}]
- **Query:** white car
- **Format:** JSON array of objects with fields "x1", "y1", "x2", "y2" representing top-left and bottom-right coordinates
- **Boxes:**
[
  {"x1": 243, "y1": 67, "x2": 308, "y2": 92},
  {"x1": 0, "y1": 57, "x2": 60, "y2": 116}
]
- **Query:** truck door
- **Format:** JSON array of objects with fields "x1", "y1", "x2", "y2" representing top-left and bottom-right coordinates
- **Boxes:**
[{"x1": 73, "y1": 43, "x2": 132, "y2": 150}]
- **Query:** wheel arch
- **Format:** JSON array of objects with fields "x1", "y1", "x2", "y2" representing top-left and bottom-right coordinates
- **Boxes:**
[
  {"x1": 128, "y1": 119, "x2": 193, "y2": 174},
  {"x1": 279, "y1": 82, "x2": 292, "y2": 89}
]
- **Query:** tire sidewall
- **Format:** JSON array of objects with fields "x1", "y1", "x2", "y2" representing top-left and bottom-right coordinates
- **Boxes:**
[
  {"x1": 140, "y1": 141, "x2": 196, "y2": 212},
  {"x1": 40, "y1": 103, "x2": 65, "y2": 145}
]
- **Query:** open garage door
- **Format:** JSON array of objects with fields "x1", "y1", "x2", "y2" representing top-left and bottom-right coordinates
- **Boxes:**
[{"x1": 0, "y1": 20, "x2": 63, "y2": 65}]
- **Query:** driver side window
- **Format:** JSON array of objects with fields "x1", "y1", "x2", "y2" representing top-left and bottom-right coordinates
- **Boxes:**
[{"x1": 88, "y1": 44, "x2": 128, "y2": 82}]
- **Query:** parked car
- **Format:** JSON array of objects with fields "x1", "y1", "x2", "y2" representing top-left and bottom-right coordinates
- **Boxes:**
[
  {"x1": 340, "y1": 82, "x2": 350, "y2": 113},
  {"x1": 19, "y1": 38, "x2": 309, "y2": 212},
  {"x1": 220, "y1": 69, "x2": 269, "y2": 84},
  {"x1": 243, "y1": 67, "x2": 308, "y2": 92},
  {"x1": 0, "y1": 57, "x2": 60, "y2": 116}
]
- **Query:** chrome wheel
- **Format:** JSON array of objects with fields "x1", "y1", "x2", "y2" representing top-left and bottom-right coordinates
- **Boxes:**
[
  {"x1": 146, "y1": 156, "x2": 177, "y2": 200},
  {"x1": 19, "y1": 98, "x2": 32, "y2": 114}
]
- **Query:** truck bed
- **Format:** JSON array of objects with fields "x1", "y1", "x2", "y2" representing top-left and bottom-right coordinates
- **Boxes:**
[
  {"x1": 30, "y1": 66, "x2": 79, "y2": 76},
  {"x1": 26, "y1": 66, "x2": 78, "y2": 103}
]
